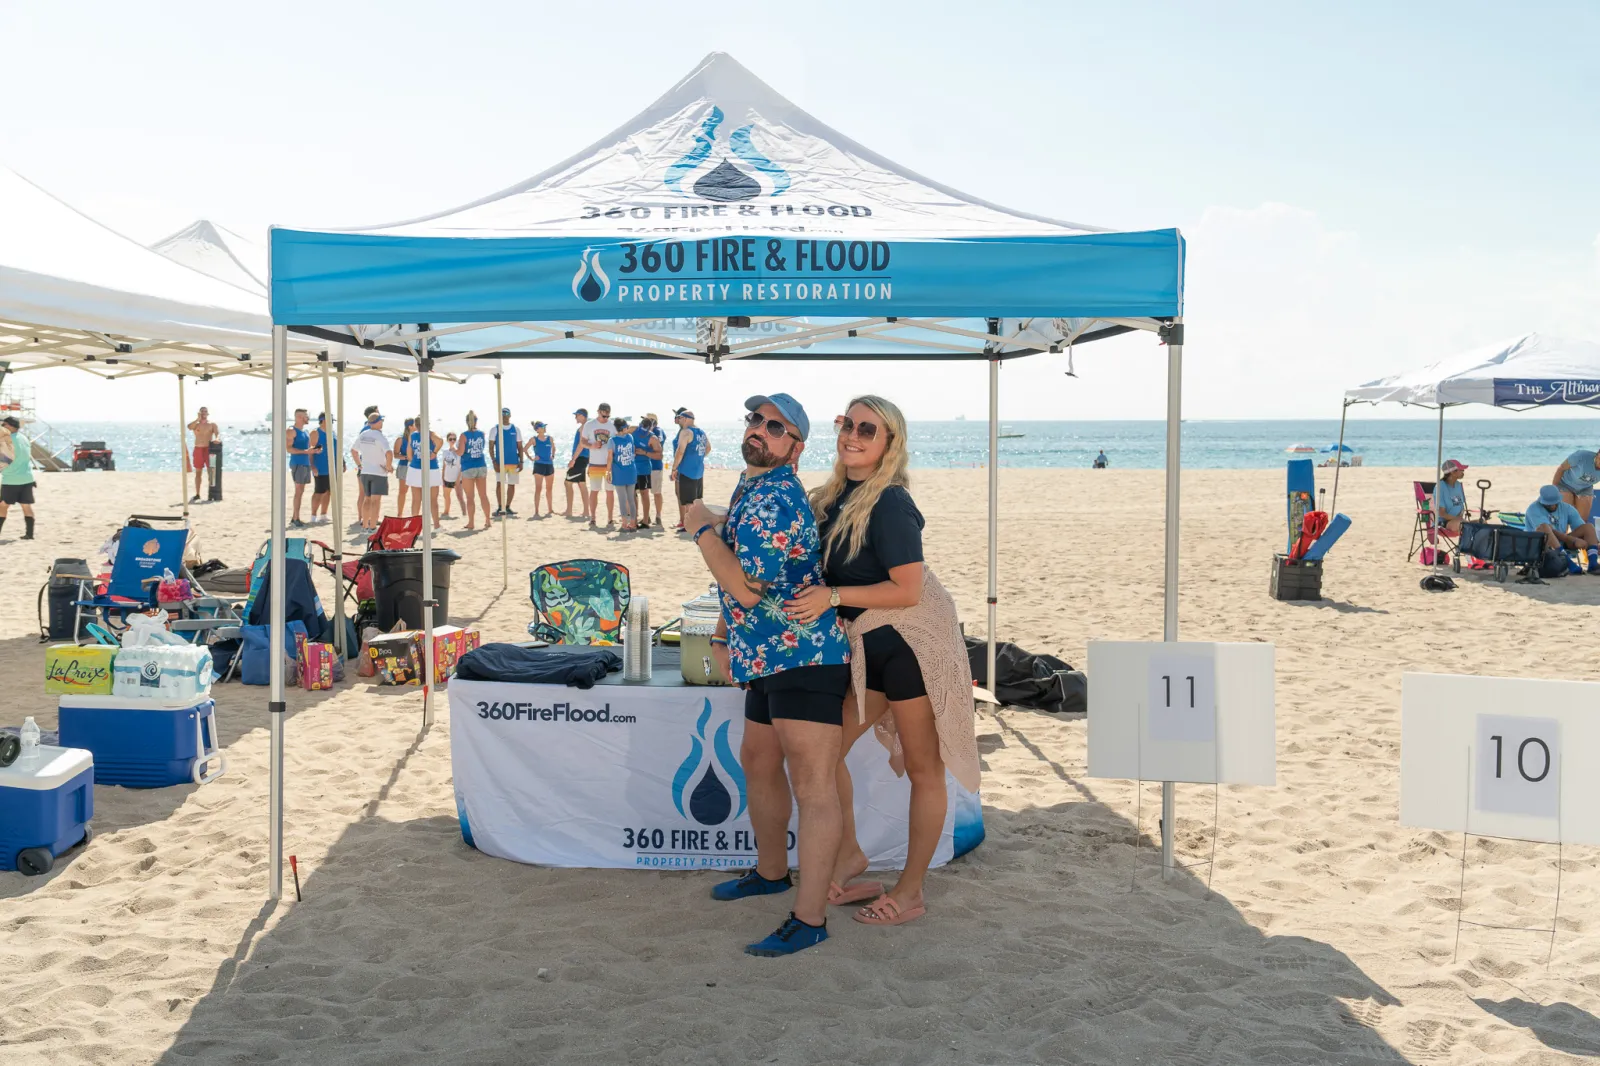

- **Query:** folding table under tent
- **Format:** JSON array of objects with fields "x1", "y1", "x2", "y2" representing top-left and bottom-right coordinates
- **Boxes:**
[
  {"x1": 266, "y1": 51, "x2": 1187, "y2": 899},
  {"x1": 1332, "y1": 332, "x2": 1600, "y2": 515}
]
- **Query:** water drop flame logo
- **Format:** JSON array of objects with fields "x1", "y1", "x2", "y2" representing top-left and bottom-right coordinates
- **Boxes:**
[
  {"x1": 663, "y1": 106, "x2": 790, "y2": 202},
  {"x1": 571, "y1": 247, "x2": 610, "y2": 303},
  {"x1": 671, "y1": 699, "x2": 747, "y2": 826}
]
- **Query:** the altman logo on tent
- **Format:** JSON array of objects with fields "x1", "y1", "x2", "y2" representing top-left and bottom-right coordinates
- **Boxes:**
[
  {"x1": 664, "y1": 106, "x2": 790, "y2": 203},
  {"x1": 571, "y1": 247, "x2": 611, "y2": 303},
  {"x1": 671, "y1": 699, "x2": 747, "y2": 825}
]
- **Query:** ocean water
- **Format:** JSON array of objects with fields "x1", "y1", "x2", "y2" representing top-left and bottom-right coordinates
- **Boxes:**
[{"x1": 22, "y1": 418, "x2": 1600, "y2": 473}]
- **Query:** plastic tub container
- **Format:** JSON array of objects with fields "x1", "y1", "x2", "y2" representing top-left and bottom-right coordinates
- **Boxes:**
[
  {"x1": 58, "y1": 695, "x2": 226, "y2": 788},
  {"x1": 362, "y1": 548, "x2": 462, "y2": 631},
  {"x1": 0, "y1": 745, "x2": 93, "y2": 874}
]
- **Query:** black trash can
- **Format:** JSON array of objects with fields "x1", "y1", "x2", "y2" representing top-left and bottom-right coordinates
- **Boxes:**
[{"x1": 361, "y1": 548, "x2": 462, "y2": 630}]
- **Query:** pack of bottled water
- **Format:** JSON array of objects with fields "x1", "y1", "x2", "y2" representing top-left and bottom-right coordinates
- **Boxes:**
[{"x1": 112, "y1": 645, "x2": 213, "y2": 702}]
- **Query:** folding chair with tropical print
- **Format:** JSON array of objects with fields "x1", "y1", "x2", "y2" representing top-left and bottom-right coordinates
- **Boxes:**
[{"x1": 526, "y1": 559, "x2": 631, "y2": 645}]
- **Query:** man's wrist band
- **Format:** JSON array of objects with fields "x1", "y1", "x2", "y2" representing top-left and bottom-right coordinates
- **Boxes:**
[
  {"x1": 709, "y1": 636, "x2": 728, "y2": 647},
  {"x1": 693, "y1": 523, "x2": 715, "y2": 543}
]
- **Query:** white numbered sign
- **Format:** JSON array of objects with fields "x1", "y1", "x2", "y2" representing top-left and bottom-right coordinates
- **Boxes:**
[
  {"x1": 1475, "y1": 714, "x2": 1559, "y2": 819},
  {"x1": 1147, "y1": 652, "x2": 1216, "y2": 744},
  {"x1": 1087, "y1": 641, "x2": 1275, "y2": 786}
]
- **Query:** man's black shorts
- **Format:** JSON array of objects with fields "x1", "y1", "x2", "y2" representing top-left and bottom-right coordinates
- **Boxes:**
[
  {"x1": 1, "y1": 482, "x2": 36, "y2": 505},
  {"x1": 861, "y1": 624, "x2": 927, "y2": 701},
  {"x1": 313, "y1": 474, "x2": 331, "y2": 494},
  {"x1": 565, "y1": 455, "x2": 588, "y2": 483},
  {"x1": 635, "y1": 473, "x2": 651, "y2": 491},
  {"x1": 677, "y1": 475, "x2": 704, "y2": 506},
  {"x1": 744, "y1": 663, "x2": 850, "y2": 727}
]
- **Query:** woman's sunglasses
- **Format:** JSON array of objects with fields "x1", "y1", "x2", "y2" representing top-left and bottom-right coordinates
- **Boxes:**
[
  {"x1": 744, "y1": 410, "x2": 800, "y2": 441},
  {"x1": 834, "y1": 415, "x2": 882, "y2": 442}
]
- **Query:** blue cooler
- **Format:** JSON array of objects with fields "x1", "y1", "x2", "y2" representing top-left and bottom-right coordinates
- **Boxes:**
[
  {"x1": 0, "y1": 745, "x2": 94, "y2": 875},
  {"x1": 58, "y1": 695, "x2": 227, "y2": 788}
]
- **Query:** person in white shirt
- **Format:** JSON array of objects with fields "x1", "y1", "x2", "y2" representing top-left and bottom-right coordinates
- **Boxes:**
[
  {"x1": 350, "y1": 412, "x2": 393, "y2": 533},
  {"x1": 440, "y1": 432, "x2": 463, "y2": 519},
  {"x1": 581, "y1": 401, "x2": 615, "y2": 528}
]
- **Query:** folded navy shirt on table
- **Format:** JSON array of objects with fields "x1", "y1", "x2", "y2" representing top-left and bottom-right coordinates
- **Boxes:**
[{"x1": 455, "y1": 644, "x2": 622, "y2": 688}]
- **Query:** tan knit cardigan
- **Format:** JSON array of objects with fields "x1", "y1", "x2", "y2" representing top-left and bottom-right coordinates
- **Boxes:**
[{"x1": 844, "y1": 567, "x2": 980, "y2": 793}]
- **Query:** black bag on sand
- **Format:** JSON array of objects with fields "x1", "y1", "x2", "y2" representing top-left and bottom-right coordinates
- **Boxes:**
[
  {"x1": 1538, "y1": 549, "x2": 1571, "y2": 579},
  {"x1": 964, "y1": 637, "x2": 1087, "y2": 714}
]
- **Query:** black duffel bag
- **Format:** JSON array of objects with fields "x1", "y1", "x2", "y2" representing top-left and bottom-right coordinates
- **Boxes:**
[{"x1": 965, "y1": 637, "x2": 1087, "y2": 714}]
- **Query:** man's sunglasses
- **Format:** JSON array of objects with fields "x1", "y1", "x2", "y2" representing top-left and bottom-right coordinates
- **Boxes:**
[
  {"x1": 834, "y1": 415, "x2": 882, "y2": 442},
  {"x1": 744, "y1": 410, "x2": 801, "y2": 441}
]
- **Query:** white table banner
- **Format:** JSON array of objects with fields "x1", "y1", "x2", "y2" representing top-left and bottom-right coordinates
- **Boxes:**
[{"x1": 450, "y1": 678, "x2": 984, "y2": 870}]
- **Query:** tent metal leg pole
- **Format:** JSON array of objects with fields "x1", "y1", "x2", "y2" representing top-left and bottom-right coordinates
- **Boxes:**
[
  {"x1": 1330, "y1": 401, "x2": 1349, "y2": 517},
  {"x1": 178, "y1": 375, "x2": 189, "y2": 525},
  {"x1": 320, "y1": 361, "x2": 343, "y2": 657},
  {"x1": 268, "y1": 325, "x2": 288, "y2": 902},
  {"x1": 497, "y1": 373, "x2": 507, "y2": 589},
  {"x1": 1161, "y1": 321, "x2": 1184, "y2": 880},
  {"x1": 419, "y1": 358, "x2": 436, "y2": 728},
  {"x1": 1433, "y1": 405, "x2": 1445, "y2": 574},
  {"x1": 334, "y1": 365, "x2": 345, "y2": 656},
  {"x1": 986, "y1": 357, "x2": 998, "y2": 692}
]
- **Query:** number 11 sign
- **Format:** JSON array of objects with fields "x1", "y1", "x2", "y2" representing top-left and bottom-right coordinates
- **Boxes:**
[{"x1": 1088, "y1": 641, "x2": 1274, "y2": 786}]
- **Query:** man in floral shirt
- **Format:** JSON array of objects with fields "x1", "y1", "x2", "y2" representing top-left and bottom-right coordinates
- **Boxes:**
[{"x1": 685, "y1": 392, "x2": 849, "y2": 958}]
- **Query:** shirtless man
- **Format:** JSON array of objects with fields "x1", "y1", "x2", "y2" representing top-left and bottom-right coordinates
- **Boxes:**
[{"x1": 187, "y1": 407, "x2": 221, "y2": 502}]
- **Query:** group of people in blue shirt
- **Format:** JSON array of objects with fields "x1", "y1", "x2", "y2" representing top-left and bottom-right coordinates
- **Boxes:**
[{"x1": 1432, "y1": 448, "x2": 1600, "y2": 573}]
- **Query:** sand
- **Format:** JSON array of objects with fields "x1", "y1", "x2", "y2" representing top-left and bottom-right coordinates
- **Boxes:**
[{"x1": 3, "y1": 464, "x2": 1600, "y2": 1065}]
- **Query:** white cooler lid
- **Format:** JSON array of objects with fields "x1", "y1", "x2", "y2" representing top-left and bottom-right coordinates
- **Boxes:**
[
  {"x1": 0, "y1": 745, "x2": 93, "y2": 790},
  {"x1": 58, "y1": 694, "x2": 213, "y2": 711}
]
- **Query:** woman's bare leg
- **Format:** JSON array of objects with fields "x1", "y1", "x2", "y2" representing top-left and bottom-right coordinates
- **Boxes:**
[
  {"x1": 832, "y1": 688, "x2": 889, "y2": 888},
  {"x1": 881, "y1": 695, "x2": 945, "y2": 910}
]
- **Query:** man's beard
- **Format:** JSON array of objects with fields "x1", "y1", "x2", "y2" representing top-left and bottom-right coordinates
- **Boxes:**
[{"x1": 742, "y1": 435, "x2": 777, "y2": 467}]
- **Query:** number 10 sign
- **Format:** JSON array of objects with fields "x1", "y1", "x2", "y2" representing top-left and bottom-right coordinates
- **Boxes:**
[
  {"x1": 1402, "y1": 673, "x2": 1597, "y2": 845},
  {"x1": 1088, "y1": 641, "x2": 1275, "y2": 786}
]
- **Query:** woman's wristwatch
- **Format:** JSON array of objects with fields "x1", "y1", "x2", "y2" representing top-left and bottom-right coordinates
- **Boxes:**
[{"x1": 829, "y1": 586, "x2": 841, "y2": 608}]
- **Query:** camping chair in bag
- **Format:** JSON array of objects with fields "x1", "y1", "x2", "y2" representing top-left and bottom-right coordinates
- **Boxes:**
[
  {"x1": 209, "y1": 542, "x2": 332, "y2": 682},
  {"x1": 74, "y1": 520, "x2": 191, "y2": 633},
  {"x1": 526, "y1": 559, "x2": 631, "y2": 645},
  {"x1": 1408, "y1": 481, "x2": 1461, "y2": 566},
  {"x1": 312, "y1": 515, "x2": 420, "y2": 630}
]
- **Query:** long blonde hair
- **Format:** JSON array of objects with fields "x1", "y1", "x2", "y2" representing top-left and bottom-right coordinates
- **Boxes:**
[{"x1": 809, "y1": 395, "x2": 910, "y2": 567}]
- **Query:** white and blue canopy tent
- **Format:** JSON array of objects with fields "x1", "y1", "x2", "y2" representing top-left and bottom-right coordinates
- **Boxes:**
[
  {"x1": 1333, "y1": 332, "x2": 1600, "y2": 513},
  {"x1": 266, "y1": 52, "x2": 1187, "y2": 898}
]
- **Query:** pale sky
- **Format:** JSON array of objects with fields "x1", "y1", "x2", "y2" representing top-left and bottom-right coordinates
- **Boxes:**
[{"x1": 3, "y1": 0, "x2": 1597, "y2": 427}]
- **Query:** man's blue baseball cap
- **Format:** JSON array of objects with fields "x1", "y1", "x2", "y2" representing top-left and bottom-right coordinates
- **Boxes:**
[{"x1": 745, "y1": 393, "x2": 810, "y2": 441}]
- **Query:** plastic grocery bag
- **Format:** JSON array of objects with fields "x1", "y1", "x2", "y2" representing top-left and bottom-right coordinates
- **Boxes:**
[{"x1": 122, "y1": 610, "x2": 187, "y2": 648}]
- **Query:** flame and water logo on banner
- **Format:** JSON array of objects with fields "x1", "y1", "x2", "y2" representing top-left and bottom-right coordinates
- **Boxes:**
[
  {"x1": 672, "y1": 699, "x2": 748, "y2": 826},
  {"x1": 571, "y1": 247, "x2": 611, "y2": 303},
  {"x1": 664, "y1": 106, "x2": 790, "y2": 203}
]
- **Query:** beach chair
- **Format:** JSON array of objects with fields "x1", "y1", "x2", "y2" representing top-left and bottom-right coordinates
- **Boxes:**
[
  {"x1": 1408, "y1": 481, "x2": 1460, "y2": 566},
  {"x1": 526, "y1": 559, "x2": 631, "y2": 645},
  {"x1": 312, "y1": 515, "x2": 421, "y2": 628},
  {"x1": 73, "y1": 520, "x2": 191, "y2": 632},
  {"x1": 206, "y1": 543, "x2": 331, "y2": 682}
]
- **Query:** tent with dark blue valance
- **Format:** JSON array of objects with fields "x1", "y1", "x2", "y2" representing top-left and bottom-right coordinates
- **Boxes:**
[{"x1": 261, "y1": 51, "x2": 1189, "y2": 899}]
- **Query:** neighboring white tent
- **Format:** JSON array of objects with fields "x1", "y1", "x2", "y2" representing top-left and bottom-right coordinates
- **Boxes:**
[
  {"x1": 150, "y1": 220, "x2": 269, "y2": 297},
  {"x1": 1346, "y1": 332, "x2": 1600, "y2": 408},
  {"x1": 1333, "y1": 332, "x2": 1600, "y2": 513}
]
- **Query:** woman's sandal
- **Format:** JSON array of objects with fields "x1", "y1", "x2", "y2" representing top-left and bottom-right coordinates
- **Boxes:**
[
  {"x1": 854, "y1": 895, "x2": 926, "y2": 926},
  {"x1": 828, "y1": 879, "x2": 886, "y2": 906}
]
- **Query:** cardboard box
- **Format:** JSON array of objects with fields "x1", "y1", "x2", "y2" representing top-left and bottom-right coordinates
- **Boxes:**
[
  {"x1": 365, "y1": 626, "x2": 481, "y2": 686},
  {"x1": 45, "y1": 644, "x2": 116, "y2": 696}
]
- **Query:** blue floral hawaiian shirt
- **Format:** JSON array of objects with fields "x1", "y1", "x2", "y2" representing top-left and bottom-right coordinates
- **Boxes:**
[{"x1": 718, "y1": 465, "x2": 850, "y2": 683}]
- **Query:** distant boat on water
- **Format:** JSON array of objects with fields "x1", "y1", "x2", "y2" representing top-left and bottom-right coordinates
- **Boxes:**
[{"x1": 236, "y1": 413, "x2": 274, "y2": 436}]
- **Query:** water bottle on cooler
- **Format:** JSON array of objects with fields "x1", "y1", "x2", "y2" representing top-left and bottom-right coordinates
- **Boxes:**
[{"x1": 20, "y1": 717, "x2": 40, "y2": 764}]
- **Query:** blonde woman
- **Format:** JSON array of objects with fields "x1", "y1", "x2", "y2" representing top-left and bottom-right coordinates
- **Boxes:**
[{"x1": 783, "y1": 396, "x2": 978, "y2": 927}]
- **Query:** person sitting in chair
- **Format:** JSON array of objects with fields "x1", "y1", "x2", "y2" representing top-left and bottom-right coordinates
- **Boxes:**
[
  {"x1": 1527, "y1": 484, "x2": 1600, "y2": 573},
  {"x1": 1433, "y1": 459, "x2": 1469, "y2": 536}
]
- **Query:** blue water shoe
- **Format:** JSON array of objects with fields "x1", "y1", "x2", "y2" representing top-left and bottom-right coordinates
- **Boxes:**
[
  {"x1": 711, "y1": 868, "x2": 792, "y2": 901},
  {"x1": 745, "y1": 913, "x2": 828, "y2": 957}
]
